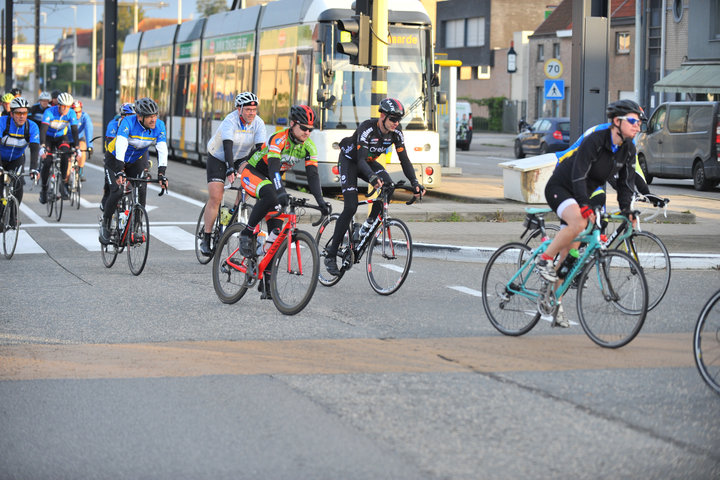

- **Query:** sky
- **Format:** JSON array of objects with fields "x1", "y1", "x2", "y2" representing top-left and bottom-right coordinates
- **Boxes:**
[{"x1": 13, "y1": 0, "x2": 219, "y2": 46}]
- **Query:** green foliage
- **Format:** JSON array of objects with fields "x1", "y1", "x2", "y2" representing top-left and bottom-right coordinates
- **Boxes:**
[
  {"x1": 197, "y1": 0, "x2": 229, "y2": 17},
  {"x1": 459, "y1": 96, "x2": 506, "y2": 132}
]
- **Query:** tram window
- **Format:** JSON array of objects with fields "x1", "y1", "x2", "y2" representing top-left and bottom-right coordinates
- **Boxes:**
[
  {"x1": 295, "y1": 53, "x2": 311, "y2": 110},
  {"x1": 173, "y1": 64, "x2": 189, "y2": 116},
  {"x1": 258, "y1": 55, "x2": 278, "y2": 122},
  {"x1": 185, "y1": 63, "x2": 199, "y2": 116},
  {"x1": 276, "y1": 55, "x2": 293, "y2": 125},
  {"x1": 225, "y1": 60, "x2": 237, "y2": 112},
  {"x1": 238, "y1": 57, "x2": 252, "y2": 94}
]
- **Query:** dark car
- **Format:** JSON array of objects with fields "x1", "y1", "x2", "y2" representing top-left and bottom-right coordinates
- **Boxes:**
[{"x1": 514, "y1": 117, "x2": 571, "y2": 158}]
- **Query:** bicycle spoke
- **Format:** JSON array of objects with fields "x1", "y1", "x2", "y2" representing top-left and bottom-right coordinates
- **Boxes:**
[
  {"x1": 315, "y1": 214, "x2": 346, "y2": 287},
  {"x1": 127, "y1": 205, "x2": 150, "y2": 275},
  {"x1": 271, "y1": 230, "x2": 319, "y2": 315},
  {"x1": 212, "y1": 223, "x2": 249, "y2": 304},
  {"x1": 366, "y1": 219, "x2": 412, "y2": 295}
]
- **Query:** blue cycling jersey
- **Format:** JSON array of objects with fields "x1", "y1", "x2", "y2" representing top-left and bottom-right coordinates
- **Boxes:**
[
  {"x1": 41, "y1": 105, "x2": 79, "y2": 138},
  {"x1": 0, "y1": 116, "x2": 40, "y2": 162},
  {"x1": 67, "y1": 111, "x2": 94, "y2": 148},
  {"x1": 109, "y1": 114, "x2": 167, "y2": 164}
]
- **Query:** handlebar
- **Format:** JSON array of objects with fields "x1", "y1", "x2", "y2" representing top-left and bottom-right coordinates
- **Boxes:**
[
  {"x1": 127, "y1": 176, "x2": 167, "y2": 196},
  {"x1": 365, "y1": 180, "x2": 423, "y2": 205},
  {"x1": 631, "y1": 193, "x2": 669, "y2": 223},
  {"x1": 266, "y1": 195, "x2": 330, "y2": 226}
]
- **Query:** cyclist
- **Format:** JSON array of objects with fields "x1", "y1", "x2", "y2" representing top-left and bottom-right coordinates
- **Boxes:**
[
  {"x1": 99, "y1": 97, "x2": 168, "y2": 245},
  {"x1": 323, "y1": 98, "x2": 424, "y2": 276},
  {"x1": 537, "y1": 99, "x2": 645, "y2": 327},
  {"x1": 1, "y1": 93, "x2": 13, "y2": 116},
  {"x1": 0, "y1": 97, "x2": 40, "y2": 221},
  {"x1": 39, "y1": 92, "x2": 79, "y2": 203},
  {"x1": 10, "y1": 88, "x2": 21, "y2": 98},
  {"x1": 199, "y1": 91, "x2": 266, "y2": 257},
  {"x1": 236, "y1": 104, "x2": 330, "y2": 298},
  {"x1": 67, "y1": 100, "x2": 94, "y2": 181},
  {"x1": 100, "y1": 102, "x2": 136, "y2": 211},
  {"x1": 29, "y1": 91, "x2": 52, "y2": 128}
]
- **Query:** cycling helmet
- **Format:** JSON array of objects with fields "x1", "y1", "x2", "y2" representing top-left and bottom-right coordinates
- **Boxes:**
[
  {"x1": 379, "y1": 98, "x2": 405, "y2": 117},
  {"x1": 606, "y1": 99, "x2": 644, "y2": 120},
  {"x1": 290, "y1": 105, "x2": 315, "y2": 125},
  {"x1": 10, "y1": 97, "x2": 29, "y2": 110},
  {"x1": 2, "y1": 93, "x2": 14, "y2": 103},
  {"x1": 57, "y1": 92, "x2": 74, "y2": 106},
  {"x1": 38, "y1": 91, "x2": 51, "y2": 101},
  {"x1": 72, "y1": 100, "x2": 83, "y2": 113},
  {"x1": 10, "y1": 88, "x2": 21, "y2": 97},
  {"x1": 235, "y1": 91, "x2": 258, "y2": 108},
  {"x1": 120, "y1": 102, "x2": 135, "y2": 115},
  {"x1": 51, "y1": 89, "x2": 61, "y2": 99},
  {"x1": 134, "y1": 97, "x2": 159, "y2": 116}
]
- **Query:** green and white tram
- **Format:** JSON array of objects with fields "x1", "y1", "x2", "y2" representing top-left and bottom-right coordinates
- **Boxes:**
[{"x1": 120, "y1": 0, "x2": 443, "y2": 188}]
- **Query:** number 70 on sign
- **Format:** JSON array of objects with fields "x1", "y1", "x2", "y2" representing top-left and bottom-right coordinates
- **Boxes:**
[{"x1": 544, "y1": 58, "x2": 563, "y2": 79}]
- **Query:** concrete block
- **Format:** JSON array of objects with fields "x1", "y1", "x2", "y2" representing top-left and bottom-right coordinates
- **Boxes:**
[{"x1": 499, "y1": 154, "x2": 557, "y2": 203}]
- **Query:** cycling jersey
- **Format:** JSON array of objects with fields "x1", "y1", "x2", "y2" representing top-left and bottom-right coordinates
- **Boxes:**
[
  {"x1": 109, "y1": 114, "x2": 167, "y2": 167},
  {"x1": 0, "y1": 115, "x2": 39, "y2": 162},
  {"x1": 206, "y1": 111, "x2": 265, "y2": 162},
  {"x1": 67, "y1": 111, "x2": 94, "y2": 149},
  {"x1": 248, "y1": 128, "x2": 317, "y2": 174},
  {"x1": 41, "y1": 105, "x2": 78, "y2": 139},
  {"x1": 29, "y1": 103, "x2": 48, "y2": 128}
]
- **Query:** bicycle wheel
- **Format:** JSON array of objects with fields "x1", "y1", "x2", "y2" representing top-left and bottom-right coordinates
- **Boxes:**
[
  {"x1": 616, "y1": 231, "x2": 671, "y2": 311},
  {"x1": 101, "y1": 210, "x2": 120, "y2": 268},
  {"x1": 212, "y1": 222, "x2": 249, "y2": 304},
  {"x1": 45, "y1": 175, "x2": 54, "y2": 217},
  {"x1": 576, "y1": 250, "x2": 648, "y2": 348},
  {"x1": 194, "y1": 204, "x2": 219, "y2": 264},
  {"x1": 315, "y1": 213, "x2": 346, "y2": 287},
  {"x1": 126, "y1": 205, "x2": 150, "y2": 275},
  {"x1": 68, "y1": 169, "x2": 75, "y2": 207},
  {"x1": 270, "y1": 229, "x2": 319, "y2": 315},
  {"x1": 2, "y1": 196, "x2": 19, "y2": 259},
  {"x1": 523, "y1": 224, "x2": 560, "y2": 253},
  {"x1": 694, "y1": 290, "x2": 720, "y2": 395},
  {"x1": 73, "y1": 168, "x2": 81, "y2": 209},
  {"x1": 366, "y1": 218, "x2": 412, "y2": 295},
  {"x1": 481, "y1": 242, "x2": 542, "y2": 336},
  {"x1": 53, "y1": 172, "x2": 63, "y2": 222}
]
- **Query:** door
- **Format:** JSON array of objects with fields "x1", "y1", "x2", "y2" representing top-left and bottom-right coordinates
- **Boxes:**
[
  {"x1": 643, "y1": 105, "x2": 666, "y2": 175},
  {"x1": 664, "y1": 105, "x2": 689, "y2": 176}
]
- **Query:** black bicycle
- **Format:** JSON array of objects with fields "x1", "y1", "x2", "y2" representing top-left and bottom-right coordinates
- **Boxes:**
[
  {"x1": 0, "y1": 167, "x2": 34, "y2": 259},
  {"x1": 68, "y1": 136, "x2": 101, "y2": 210},
  {"x1": 101, "y1": 174, "x2": 166, "y2": 275},
  {"x1": 44, "y1": 149, "x2": 64, "y2": 221},
  {"x1": 316, "y1": 181, "x2": 418, "y2": 295},
  {"x1": 694, "y1": 289, "x2": 720, "y2": 395}
]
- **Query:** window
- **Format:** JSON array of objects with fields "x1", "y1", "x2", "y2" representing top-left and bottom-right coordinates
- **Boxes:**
[
  {"x1": 466, "y1": 17, "x2": 485, "y2": 47},
  {"x1": 445, "y1": 19, "x2": 464, "y2": 48},
  {"x1": 687, "y1": 106, "x2": 713, "y2": 133},
  {"x1": 667, "y1": 106, "x2": 688, "y2": 133},
  {"x1": 459, "y1": 66, "x2": 473, "y2": 80},
  {"x1": 537, "y1": 44, "x2": 544, "y2": 62},
  {"x1": 616, "y1": 32, "x2": 631, "y2": 54},
  {"x1": 552, "y1": 43, "x2": 560, "y2": 59},
  {"x1": 673, "y1": 0, "x2": 683, "y2": 22},
  {"x1": 477, "y1": 65, "x2": 490, "y2": 79},
  {"x1": 713, "y1": 0, "x2": 720, "y2": 40}
]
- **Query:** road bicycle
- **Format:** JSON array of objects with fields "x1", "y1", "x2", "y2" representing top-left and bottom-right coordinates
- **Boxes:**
[
  {"x1": 315, "y1": 181, "x2": 418, "y2": 295},
  {"x1": 0, "y1": 167, "x2": 34, "y2": 259},
  {"x1": 694, "y1": 289, "x2": 720, "y2": 395},
  {"x1": 43, "y1": 149, "x2": 65, "y2": 221},
  {"x1": 101, "y1": 174, "x2": 166, "y2": 275},
  {"x1": 212, "y1": 195, "x2": 324, "y2": 315},
  {"x1": 68, "y1": 136, "x2": 102, "y2": 210},
  {"x1": 194, "y1": 182, "x2": 253, "y2": 264},
  {"x1": 521, "y1": 194, "x2": 671, "y2": 311},
  {"x1": 482, "y1": 207, "x2": 649, "y2": 348}
]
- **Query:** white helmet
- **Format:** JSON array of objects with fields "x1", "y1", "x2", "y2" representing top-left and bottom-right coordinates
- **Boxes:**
[
  {"x1": 10, "y1": 97, "x2": 29, "y2": 110},
  {"x1": 38, "y1": 91, "x2": 52, "y2": 101},
  {"x1": 57, "y1": 92, "x2": 74, "y2": 106},
  {"x1": 235, "y1": 92, "x2": 258, "y2": 108}
]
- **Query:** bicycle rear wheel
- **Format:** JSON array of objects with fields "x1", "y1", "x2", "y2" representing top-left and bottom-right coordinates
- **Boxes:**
[
  {"x1": 212, "y1": 223, "x2": 249, "y2": 304},
  {"x1": 2, "y1": 196, "x2": 19, "y2": 259},
  {"x1": 523, "y1": 224, "x2": 560, "y2": 253},
  {"x1": 45, "y1": 175, "x2": 54, "y2": 217},
  {"x1": 101, "y1": 210, "x2": 120, "y2": 268},
  {"x1": 194, "y1": 204, "x2": 219, "y2": 264},
  {"x1": 270, "y1": 229, "x2": 319, "y2": 315},
  {"x1": 481, "y1": 242, "x2": 542, "y2": 336},
  {"x1": 576, "y1": 250, "x2": 648, "y2": 348},
  {"x1": 71, "y1": 167, "x2": 81, "y2": 209},
  {"x1": 315, "y1": 213, "x2": 346, "y2": 287},
  {"x1": 53, "y1": 172, "x2": 63, "y2": 222},
  {"x1": 366, "y1": 218, "x2": 412, "y2": 295},
  {"x1": 694, "y1": 290, "x2": 720, "y2": 395},
  {"x1": 616, "y1": 231, "x2": 670, "y2": 311},
  {"x1": 126, "y1": 205, "x2": 150, "y2": 275}
]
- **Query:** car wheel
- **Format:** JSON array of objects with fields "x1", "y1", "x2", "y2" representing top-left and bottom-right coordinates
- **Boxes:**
[
  {"x1": 693, "y1": 161, "x2": 712, "y2": 191},
  {"x1": 638, "y1": 154, "x2": 653, "y2": 185},
  {"x1": 514, "y1": 140, "x2": 525, "y2": 159}
]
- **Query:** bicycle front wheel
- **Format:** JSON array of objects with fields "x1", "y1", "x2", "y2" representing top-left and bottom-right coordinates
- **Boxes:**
[
  {"x1": 576, "y1": 250, "x2": 648, "y2": 348},
  {"x1": 481, "y1": 242, "x2": 542, "y2": 336},
  {"x1": 101, "y1": 210, "x2": 120, "y2": 268},
  {"x1": 694, "y1": 290, "x2": 720, "y2": 395},
  {"x1": 366, "y1": 218, "x2": 412, "y2": 295},
  {"x1": 72, "y1": 168, "x2": 81, "y2": 209},
  {"x1": 126, "y1": 205, "x2": 150, "y2": 275},
  {"x1": 616, "y1": 231, "x2": 671, "y2": 311},
  {"x1": 315, "y1": 213, "x2": 346, "y2": 287},
  {"x1": 53, "y1": 174, "x2": 63, "y2": 222},
  {"x1": 212, "y1": 223, "x2": 249, "y2": 304},
  {"x1": 45, "y1": 176, "x2": 54, "y2": 217},
  {"x1": 271, "y1": 230, "x2": 319, "y2": 315},
  {"x1": 2, "y1": 196, "x2": 19, "y2": 259}
]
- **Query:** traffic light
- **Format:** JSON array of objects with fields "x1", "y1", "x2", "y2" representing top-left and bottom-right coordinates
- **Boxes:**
[{"x1": 337, "y1": 14, "x2": 370, "y2": 66}]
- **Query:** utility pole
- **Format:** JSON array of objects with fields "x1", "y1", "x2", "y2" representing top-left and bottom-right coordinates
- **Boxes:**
[
  {"x1": 369, "y1": 0, "x2": 388, "y2": 118},
  {"x1": 4, "y1": 0, "x2": 12, "y2": 89},
  {"x1": 34, "y1": 0, "x2": 40, "y2": 94},
  {"x1": 103, "y1": 0, "x2": 118, "y2": 130}
]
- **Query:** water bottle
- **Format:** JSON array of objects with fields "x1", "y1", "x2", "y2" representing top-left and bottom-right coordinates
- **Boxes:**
[
  {"x1": 264, "y1": 228, "x2": 280, "y2": 253},
  {"x1": 119, "y1": 210, "x2": 128, "y2": 230},
  {"x1": 220, "y1": 206, "x2": 233, "y2": 226},
  {"x1": 358, "y1": 219, "x2": 372, "y2": 238},
  {"x1": 557, "y1": 248, "x2": 580, "y2": 279},
  {"x1": 256, "y1": 230, "x2": 267, "y2": 255}
]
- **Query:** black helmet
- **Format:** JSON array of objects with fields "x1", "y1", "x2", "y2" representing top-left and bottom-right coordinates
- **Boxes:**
[
  {"x1": 51, "y1": 89, "x2": 61, "y2": 99},
  {"x1": 134, "y1": 97, "x2": 159, "y2": 116},
  {"x1": 10, "y1": 87, "x2": 21, "y2": 97},
  {"x1": 290, "y1": 105, "x2": 315, "y2": 125},
  {"x1": 379, "y1": 98, "x2": 405, "y2": 118},
  {"x1": 606, "y1": 99, "x2": 644, "y2": 120}
]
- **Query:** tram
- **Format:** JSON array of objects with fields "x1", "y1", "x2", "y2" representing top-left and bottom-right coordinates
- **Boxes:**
[{"x1": 120, "y1": 0, "x2": 443, "y2": 188}]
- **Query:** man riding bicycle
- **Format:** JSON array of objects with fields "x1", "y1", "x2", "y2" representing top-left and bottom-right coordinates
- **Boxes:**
[
  {"x1": 67, "y1": 100, "x2": 94, "y2": 181},
  {"x1": 99, "y1": 97, "x2": 169, "y2": 245},
  {"x1": 199, "y1": 91, "x2": 266, "y2": 257},
  {"x1": 39, "y1": 92, "x2": 79, "y2": 203},
  {"x1": 323, "y1": 98, "x2": 424, "y2": 276}
]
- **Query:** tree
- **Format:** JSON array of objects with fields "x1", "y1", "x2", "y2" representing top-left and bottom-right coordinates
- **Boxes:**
[{"x1": 197, "y1": 0, "x2": 228, "y2": 18}]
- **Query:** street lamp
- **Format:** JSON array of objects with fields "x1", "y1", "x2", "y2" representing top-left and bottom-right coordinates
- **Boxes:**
[{"x1": 70, "y1": 5, "x2": 77, "y2": 83}]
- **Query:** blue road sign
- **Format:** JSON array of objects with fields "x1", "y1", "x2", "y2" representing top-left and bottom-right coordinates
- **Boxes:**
[{"x1": 544, "y1": 79, "x2": 565, "y2": 100}]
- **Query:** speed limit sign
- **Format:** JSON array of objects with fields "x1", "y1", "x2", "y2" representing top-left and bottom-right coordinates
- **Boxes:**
[{"x1": 544, "y1": 58, "x2": 563, "y2": 79}]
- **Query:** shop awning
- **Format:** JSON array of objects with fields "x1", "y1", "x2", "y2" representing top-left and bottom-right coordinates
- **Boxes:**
[{"x1": 654, "y1": 64, "x2": 720, "y2": 94}]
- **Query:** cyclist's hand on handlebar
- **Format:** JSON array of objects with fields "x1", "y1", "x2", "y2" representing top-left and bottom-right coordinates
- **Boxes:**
[
  {"x1": 368, "y1": 174, "x2": 383, "y2": 190},
  {"x1": 319, "y1": 201, "x2": 331, "y2": 217},
  {"x1": 116, "y1": 171, "x2": 127, "y2": 185},
  {"x1": 225, "y1": 166, "x2": 236, "y2": 183},
  {"x1": 276, "y1": 190, "x2": 289, "y2": 207},
  {"x1": 158, "y1": 174, "x2": 169, "y2": 190},
  {"x1": 29, "y1": 169, "x2": 39, "y2": 183},
  {"x1": 412, "y1": 182, "x2": 425, "y2": 199}
]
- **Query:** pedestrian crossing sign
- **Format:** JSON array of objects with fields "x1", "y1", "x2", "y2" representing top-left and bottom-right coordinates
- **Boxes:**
[{"x1": 544, "y1": 79, "x2": 565, "y2": 100}]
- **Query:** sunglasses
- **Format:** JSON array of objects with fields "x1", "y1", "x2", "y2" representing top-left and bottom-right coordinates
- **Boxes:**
[
  {"x1": 618, "y1": 116, "x2": 642, "y2": 125},
  {"x1": 387, "y1": 116, "x2": 402, "y2": 123},
  {"x1": 296, "y1": 124, "x2": 313, "y2": 132}
]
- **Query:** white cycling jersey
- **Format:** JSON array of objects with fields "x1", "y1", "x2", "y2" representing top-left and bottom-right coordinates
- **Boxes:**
[{"x1": 206, "y1": 110, "x2": 266, "y2": 162}]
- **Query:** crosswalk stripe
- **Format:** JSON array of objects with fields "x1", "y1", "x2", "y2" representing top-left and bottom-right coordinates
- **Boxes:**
[
  {"x1": 448, "y1": 285, "x2": 482, "y2": 297},
  {"x1": 150, "y1": 225, "x2": 196, "y2": 250},
  {"x1": 62, "y1": 228, "x2": 102, "y2": 252},
  {"x1": 19, "y1": 202, "x2": 48, "y2": 225},
  {"x1": 14, "y1": 230, "x2": 45, "y2": 254},
  {"x1": 79, "y1": 198, "x2": 102, "y2": 209}
]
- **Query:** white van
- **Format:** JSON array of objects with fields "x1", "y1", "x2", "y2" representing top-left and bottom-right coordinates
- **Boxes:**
[{"x1": 456, "y1": 101, "x2": 473, "y2": 151}]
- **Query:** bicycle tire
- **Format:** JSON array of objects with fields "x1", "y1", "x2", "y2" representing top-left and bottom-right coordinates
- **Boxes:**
[
  {"x1": 194, "y1": 204, "x2": 218, "y2": 264},
  {"x1": 212, "y1": 222, "x2": 249, "y2": 304},
  {"x1": 366, "y1": 218, "x2": 412, "y2": 295},
  {"x1": 315, "y1": 213, "x2": 346, "y2": 287},
  {"x1": 53, "y1": 171, "x2": 63, "y2": 222},
  {"x1": 615, "y1": 231, "x2": 671, "y2": 311},
  {"x1": 45, "y1": 175, "x2": 54, "y2": 217},
  {"x1": 523, "y1": 224, "x2": 560, "y2": 253},
  {"x1": 101, "y1": 209, "x2": 120, "y2": 268},
  {"x1": 576, "y1": 249, "x2": 648, "y2": 348},
  {"x1": 694, "y1": 289, "x2": 720, "y2": 395},
  {"x1": 270, "y1": 229, "x2": 319, "y2": 315},
  {"x1": 73, "y1": 168, "x2": 81, "y2": 209},
  {"x1": 68, "y1": 169, "x2": 75, "y2": 207},
  {"x1": 481, "y1": 242, "x2": 542, "y2": 336},
  {"x1": 2, "y1": 196, "x2": 19, "y2": 259},
  {"x1": 126, "y1": 204, "x2": 150, "y2": 275}
]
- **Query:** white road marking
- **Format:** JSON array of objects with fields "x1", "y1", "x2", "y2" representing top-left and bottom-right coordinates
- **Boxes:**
[
  {"x1": 13, "y1": 230, "x2": 45, "y2": 254},
  {"x1": 448, "y1": 285, "x2": 482, "y2": 297},
  {"x1": 150, "y1": 225, "x2": 196, "y2": 250},
  {"x1": 61, "y1": 228, "x2": 102, "y2": 252}
]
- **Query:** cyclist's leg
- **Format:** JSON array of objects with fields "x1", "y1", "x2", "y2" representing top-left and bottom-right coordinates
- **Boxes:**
[
  {"x1": 128, "y1": 156, "x2": 148, "y2": 207},
  {"x1": 237, "y1": 165, "x2": 268, "y2": 256},
  {"x1": 327, "y1": 154, "x2": 358, "y2": 259},
  {"x1": 365, "y1": 161, "x2": 392, "y2": 221},
  {"x1": 204, "y1": 154, "x2": 226, "y2": 235},
  {"x1": 259, "y1": 217, "x2": 283, "y2": 300},
  {"x1": 39, "y1": 142, "x2": 54, "y2": 202},
  {"x1": 7, "y1": 157, "x2": 24, "y2": 206},
  {"x1": 100, "y1": 155, "x2": 125, "y2": 242},
  {"x1": 77, "y1": 139, "x2": 87, "y2": 168}
]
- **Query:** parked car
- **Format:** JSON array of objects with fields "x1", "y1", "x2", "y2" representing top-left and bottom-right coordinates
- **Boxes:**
[
  {"x1": 636, "y1": 101, "x2": 720, "y2": 191},
  {"x1": 456, "y1": 101, "x2": 473, "y2": 151},
  {"x1": 514, "y1": 117, "x2": 570, "y2": 158}
]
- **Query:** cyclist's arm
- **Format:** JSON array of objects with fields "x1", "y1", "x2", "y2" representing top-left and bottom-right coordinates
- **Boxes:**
[
  {"x1": 70, "y1": 124, "x2": 79, "y2": 148},
  {"x1": 156, "y1": 141, "x2": 168, "y2": 176},
  {"x1": 84, "y1": 115, "x2": 94, "y2": 149},
  {"x1": 222, "y1": 139, "x2": 235, "y2": 170},
  {"x1": 267, "y1": 156, "x2": 286, "y2": 197},
  {"x1": 28, "y1": 143, "x2": 39, "y2": 171},
  {"x1": 39, "y1": 122, "x2": 48, "y2": 146},
  {"x1": 114, "y1": 135, "x2": 129, "y2": 167}
]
